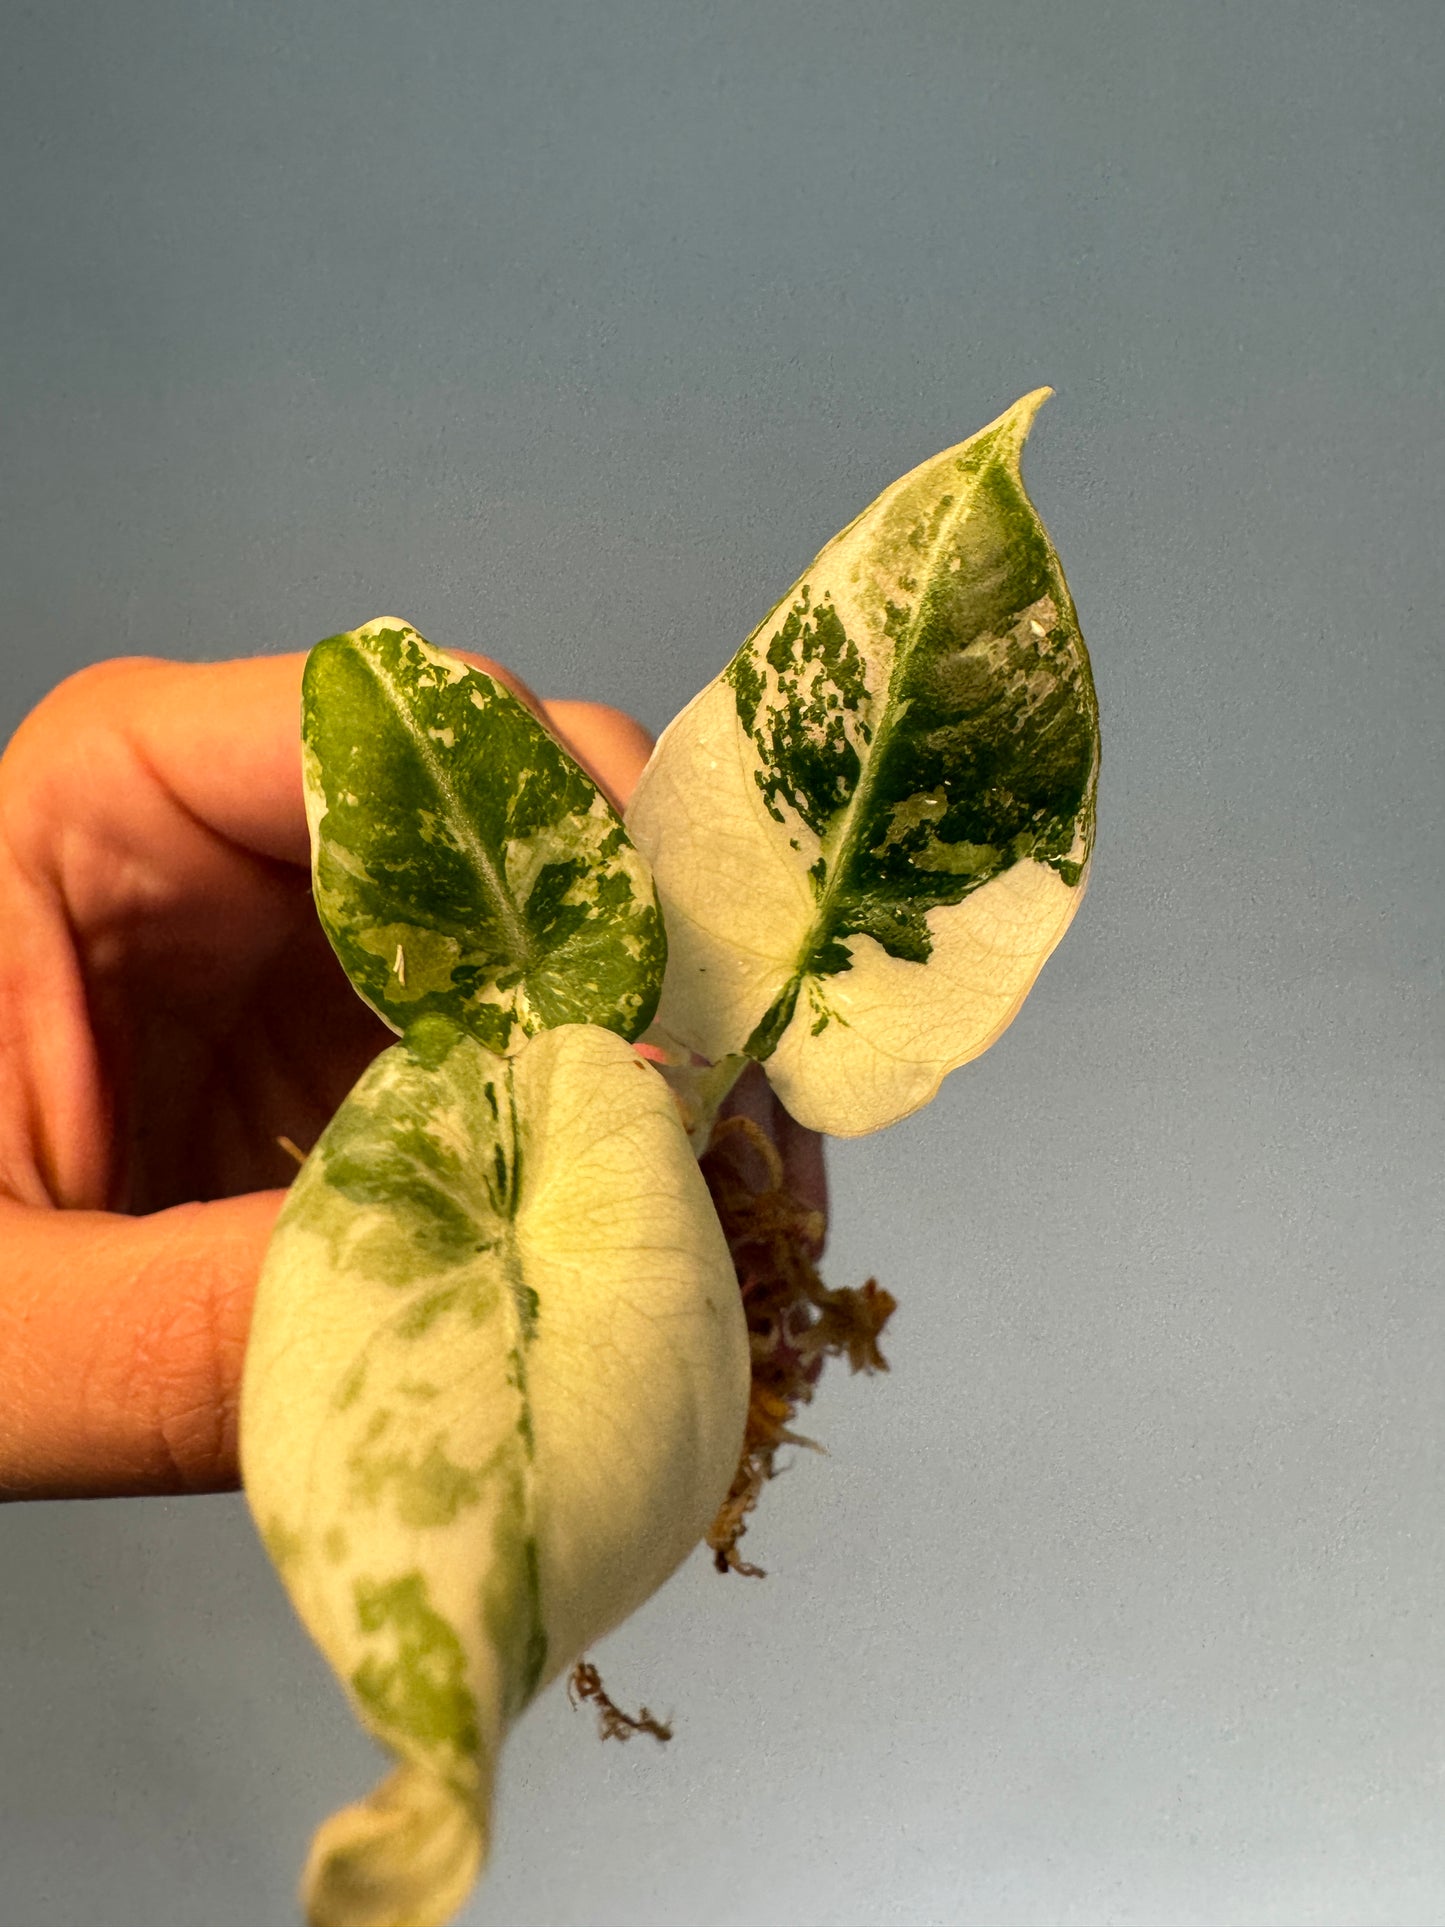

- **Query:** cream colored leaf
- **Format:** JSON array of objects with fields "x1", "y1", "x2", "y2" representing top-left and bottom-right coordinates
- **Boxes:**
[{"x1": 241, "y1": 1019, "x2": 748, "y2": 1927}]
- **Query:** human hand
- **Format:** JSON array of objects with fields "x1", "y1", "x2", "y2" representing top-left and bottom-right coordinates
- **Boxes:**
[{"x1": 0, "y1": 649, "x2": 734, "y2": 1500}]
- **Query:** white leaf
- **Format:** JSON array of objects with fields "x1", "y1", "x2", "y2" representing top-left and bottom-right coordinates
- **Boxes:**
[{"x1": 241, "y1": 1020, "x2": 748, "y2": 1927}]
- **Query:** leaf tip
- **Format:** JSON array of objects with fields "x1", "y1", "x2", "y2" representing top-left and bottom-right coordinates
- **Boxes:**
[
  {"x1": 302, "y1": 1760, "x2": 487, "y2": 1927},
  {"x1": 351, "y1": 615, "x2": 420, "y2": 641},
  {"x1": 988, "y1": 385, "x2": 1053, "y2": 459},
  {"x1": 303, "y1": 619, "x2": 416, "y2": 699}
]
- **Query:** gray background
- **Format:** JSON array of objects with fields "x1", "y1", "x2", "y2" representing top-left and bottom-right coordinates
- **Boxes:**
[{"x1": 2, "y1": 3, "x2": 1442, "y2": 1923}]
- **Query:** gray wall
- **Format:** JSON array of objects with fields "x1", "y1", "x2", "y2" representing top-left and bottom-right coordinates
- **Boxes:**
[{"x1": 3, "y1": 4, "x2": 1442, "y2": 1923}]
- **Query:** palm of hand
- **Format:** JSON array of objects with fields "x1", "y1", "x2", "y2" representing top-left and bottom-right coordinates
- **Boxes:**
[{"x1": 75, "y1": 819, "x2": 392, "y2": 1215}]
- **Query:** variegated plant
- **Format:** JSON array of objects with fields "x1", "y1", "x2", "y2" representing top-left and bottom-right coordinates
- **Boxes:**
[
  {"x1": 628, "y1": 387, "x2": 1098, "y2": 1136},
  {"x1": 241, "y1": 390, "x2": 1099, "y2": 1927}
]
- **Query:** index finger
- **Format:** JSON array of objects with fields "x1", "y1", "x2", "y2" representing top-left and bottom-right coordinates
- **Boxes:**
[{"x1": 7, "y1": 647, "x2": 649, "y2": 872}]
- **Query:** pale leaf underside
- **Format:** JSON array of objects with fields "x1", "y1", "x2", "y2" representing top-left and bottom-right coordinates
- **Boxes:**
[{"x1": 241, "y1": 1020, "x2": 749, "y2": 1927}]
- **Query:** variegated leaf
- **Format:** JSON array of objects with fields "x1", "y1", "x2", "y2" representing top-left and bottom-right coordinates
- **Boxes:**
[
  {"x1": 626, "y1": 389, "x2": 1099, "y2": 1136},
  {"x1": 241, "y1": 1019, "x2": 748, "y2": 1927},
  {"x1": 304, "y1": 620, "x2": 667, "y2": 1054}
]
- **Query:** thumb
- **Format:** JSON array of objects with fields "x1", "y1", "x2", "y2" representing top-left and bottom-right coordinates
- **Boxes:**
[{"x1": 0, "y1": 1189, "x2": 285, "y2": 1499}]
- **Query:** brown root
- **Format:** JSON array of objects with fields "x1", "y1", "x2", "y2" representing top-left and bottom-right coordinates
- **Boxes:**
[
  {"x1": 700, "y1": 1112, "x2": 897, "y2": 1578},
  {"x1": 568, "y1": 1660, "x2": 672, "y2": 1744}
]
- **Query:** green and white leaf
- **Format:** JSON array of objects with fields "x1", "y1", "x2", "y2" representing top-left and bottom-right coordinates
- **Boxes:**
[
  {"x1": 241, "y1": 1019, "x2": 748, "y2": 1927},
  {"x1": 626, "y1": 389, "x2": 1099, "y2": 1136},
  {"x1": 304, "y1": 620, "x2": 667, "y2": 1054}
]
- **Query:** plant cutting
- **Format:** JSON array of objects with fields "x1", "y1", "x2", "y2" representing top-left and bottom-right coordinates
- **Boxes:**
[{"x1": 241, "y1": 387, "x2": 1100, "y2": 1927}]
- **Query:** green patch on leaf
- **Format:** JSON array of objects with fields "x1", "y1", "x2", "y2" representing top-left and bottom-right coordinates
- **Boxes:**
[
  {"x1": 480, "y1": 1463, "x2": 548, "y2": 1720},
  {"x1": 347, "y1": 1416, "x2": 500, "y2": 1530},
  {"x1": 303, "y1": 620, "x2": 667, "y2": 1052},
  {"x1": 734, "y1": 591, "x2": 872, "y2": 836},
  {"x1": 351, "y1": 1571, "x2": 481, "y2": 1757},
  {"x1": 260, "y1": 1514, "x2": 304, "y2": 1571}
]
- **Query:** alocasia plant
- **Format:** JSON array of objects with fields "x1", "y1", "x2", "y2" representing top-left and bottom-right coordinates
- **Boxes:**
[{"x1": 240, "y1": 388, "x2": 1099, "y2": 1926}]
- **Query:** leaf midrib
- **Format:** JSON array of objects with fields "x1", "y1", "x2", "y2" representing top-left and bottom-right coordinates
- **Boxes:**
[
  {"x1": 357, "y1": 643, "x2": 535, "y2": 970},
  {"x1": 784, "y1": 458, "x2": 982, "y2": 987},
  {"x1": 303, "y1": 1051, "x2": 542, "y2": 1691}
]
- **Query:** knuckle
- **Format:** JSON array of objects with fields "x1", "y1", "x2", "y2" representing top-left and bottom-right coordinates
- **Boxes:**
[
  {"x1": 112, "y1": 1207, "x2": 251, "y2": 1492},
  {"x1": 12, "y1": 657, "x2": 167, "y2": 744},
  {"x1": 0, "y1": 658, "x2": 166, "y2": 862}
]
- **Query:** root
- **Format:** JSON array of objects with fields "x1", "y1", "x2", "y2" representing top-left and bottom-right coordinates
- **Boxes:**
[
  {"x1": 700, "y1": 1113, "x2": 897, "y2": 1578},
  {"x1": 571, "y1": 1105, "x2": 897, "y2": 1753},
  {"x1": 568, "y1": 1661, "x2": 672, "y2": 1744}
]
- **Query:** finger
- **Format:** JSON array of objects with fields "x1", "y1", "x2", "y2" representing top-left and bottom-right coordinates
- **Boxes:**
[
  {"x1": 540, "y1": 701, "x2": 655, "y2": 810},
  {"x1": 715, "y1": 1061, "x2": 829, "y2": 1226},
  {"x1": 7, "y1": 655, "x2": 654, "y2": 878},
  {"x1": 774, "y1": 1101, "x2": 828, "y2": 1223},
  {"x1": 0, "y1": 1190, "x2": 283, "y2": 1499},
  {"x1": 8, "y1": 647, "x2": 538, "y2": 872},
  {"x1": 5, "y1": 654, "x2": 315, "y2": 869}
]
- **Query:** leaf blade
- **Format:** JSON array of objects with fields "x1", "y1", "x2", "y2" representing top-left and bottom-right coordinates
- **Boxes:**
[
  {"x1": 627, "y1": 390, "x2": 1099, "y2": 1134},
  {"x1": 304, "y1": 620, "x2": 667, "y2": 1052},
  {"x1": 242, "y1": 1020, "x2": 748, "y2": 1926}
]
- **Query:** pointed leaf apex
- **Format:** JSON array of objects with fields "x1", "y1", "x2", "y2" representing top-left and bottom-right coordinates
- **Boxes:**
[{"x1": 985, "y1": 385, "x2": 1053, "y2": 462}]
